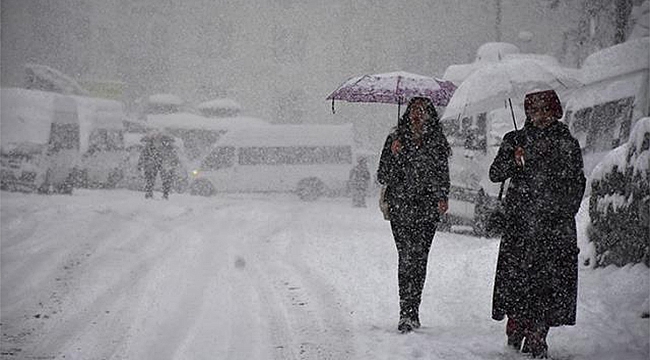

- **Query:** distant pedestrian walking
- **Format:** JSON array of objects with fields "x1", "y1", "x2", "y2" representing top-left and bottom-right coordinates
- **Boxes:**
[
  {"x1": 377, "y1": 97, "x2": 450, "y2": 333},
  {"x1": 489, "y1": 90, "x2": 586, "y2": 358},
  {"x1": 137, "y1": 131, "x2": 179, "y2": 200},
  {"x1": 349, "y1": 157, "x2": 370, "y2": 207}
]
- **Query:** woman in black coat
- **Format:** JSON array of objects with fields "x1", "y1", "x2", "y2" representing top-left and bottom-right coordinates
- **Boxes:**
[
  {"x1": 489, "y1": 90, "x2": 585, "y2": 358},
  {"x1": 377, "y1": 97, "x2": 450, "y2": 333}
]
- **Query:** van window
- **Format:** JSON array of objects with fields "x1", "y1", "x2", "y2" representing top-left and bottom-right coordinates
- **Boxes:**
[
  {"x1": 48, "y1": 123, "x2": 80, "y2": 153},
  {"x1": 88, "y1": 129, "x2": 124, "y2": 153},
  {"x1": 202, "y1": 146, "x2": 235, "y2": 170},
  {"x1": 238, "y1": 146, "x2": 353, "y2": 166},
  {"x1": 575, "y1": 96, "x2": 635, "y2": 152},
  {"x1": 460, "y1": 113, "x2": 487, "y2": 152}
]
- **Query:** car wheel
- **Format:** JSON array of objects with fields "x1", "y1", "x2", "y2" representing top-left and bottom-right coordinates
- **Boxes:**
[
  {"x1": 189, "y1": 179, "x2": 215, "y2": 197},
  {"x1": 296, "y1": 177, "x2": 324, "y2": 201}
]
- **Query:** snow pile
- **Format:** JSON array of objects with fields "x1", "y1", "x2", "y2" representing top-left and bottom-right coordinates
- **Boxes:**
[
  {"x1": 588, "y1": 117, "x2": 650, "y2": 267},
  {"x1": 591, "y1": 118, "x2": 650, "y2": 183}
]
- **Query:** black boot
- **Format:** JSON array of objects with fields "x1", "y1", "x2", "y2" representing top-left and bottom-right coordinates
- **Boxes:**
[
  {"x1": 398, "y1": 302, "x2": 420, "y2": 333},
  {"x1": 527, "y1": 323, "x2": 549, "y2": 359},
  {"x1": 506, "y1": 317, "x2": 525, "y2": 351}
]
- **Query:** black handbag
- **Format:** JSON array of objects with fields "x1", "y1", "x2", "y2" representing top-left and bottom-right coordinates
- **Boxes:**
[{"x1": 485, "y1": 181, "x2": 507, "y2": 236}]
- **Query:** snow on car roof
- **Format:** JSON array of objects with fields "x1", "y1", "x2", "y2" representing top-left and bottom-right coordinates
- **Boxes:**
[
  {"x1": 1, "y1": 88, "x2": 56, "y2": 148},
  {"x1": 147, "y1": 112, "x2": 269, "y2": 131},
  {"x1": 474, "y1": 42, "x2": 520, "y2": 62},
  {"x1": 197, "y1": 98, "x2": 242, "y2": 110},
  {"x1": 581, "y1": 37, "x2": 649, "y2": 84},
  {"x1": 148, "y1": 93, "x2": 184, "y2": 106},
  {"x1": 215, "y1": 123, "x2": 354, "y2": 147}
]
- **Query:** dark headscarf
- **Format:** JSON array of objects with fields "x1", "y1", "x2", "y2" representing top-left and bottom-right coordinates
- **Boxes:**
[
  {"x1": 397, "y1": 96, "x2": 450, "y2": 156},
  {"x1": 524, "y1": 89, "x2": 563, "y2": 120}
]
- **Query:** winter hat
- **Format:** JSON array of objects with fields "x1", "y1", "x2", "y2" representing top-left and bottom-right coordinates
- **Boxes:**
[{"x1": 524, "y1": 89, "x2": 563, "y2": 120}]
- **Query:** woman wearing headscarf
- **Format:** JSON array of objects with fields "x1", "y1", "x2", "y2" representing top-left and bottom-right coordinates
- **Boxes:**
[
  {"x1": 377, "y1": 96, "x2": 450, "y2": 333},
  {"x1": 489, "y1": 90, "x2": 586, "y2": 358}
]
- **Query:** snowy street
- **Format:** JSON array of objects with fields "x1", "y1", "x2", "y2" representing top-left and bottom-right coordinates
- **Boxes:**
[{"x1": 1, "y1": 190, "x2": 648, "y2": 360}]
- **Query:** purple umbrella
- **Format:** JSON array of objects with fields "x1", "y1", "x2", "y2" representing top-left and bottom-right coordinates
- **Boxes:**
[{"x1": 326, "y1": 71, "x2": 456, "y2": 115}]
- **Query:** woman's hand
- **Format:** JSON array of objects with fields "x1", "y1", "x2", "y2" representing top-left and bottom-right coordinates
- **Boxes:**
[
  {"x1": 438, "y1": 199, "x2": 448, "y2": 215},
  {"x1": 514, "y1": 146, "x2": 525, "y2": 167},
  {"x1": 391, "y1": 139, "x2": 402, "y2": 155}
]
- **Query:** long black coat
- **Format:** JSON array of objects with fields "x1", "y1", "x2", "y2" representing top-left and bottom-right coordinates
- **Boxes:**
[
  {"x1": 377, "y1": 125, "x2": 450, "y2": 223},
  {"x1": 489, "y1": 120, "x2": 585, "y2": 327}
]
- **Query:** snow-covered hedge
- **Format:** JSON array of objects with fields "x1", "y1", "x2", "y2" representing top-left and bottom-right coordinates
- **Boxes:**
[{"x1": 588, "y1": 117, "x2": 650, "y2": 267}]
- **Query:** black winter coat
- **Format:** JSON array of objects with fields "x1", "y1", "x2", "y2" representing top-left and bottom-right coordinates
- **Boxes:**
[
  {"x1": 377, "y1": 126, "x2": 450, "y2": 223},
  {"x1": 490, "y1": 120, "x2": 586, "y2": 326},
  {"x1": 138, "y1": 136, "x2": 179, "y2": 173}
]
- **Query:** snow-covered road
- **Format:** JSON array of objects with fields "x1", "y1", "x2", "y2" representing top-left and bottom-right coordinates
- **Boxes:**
[{"x1": 1, "y1": 190, "x2": 648, "y2": 360}]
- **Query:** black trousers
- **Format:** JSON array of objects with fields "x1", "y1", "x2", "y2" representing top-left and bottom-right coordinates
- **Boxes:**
[
  {"x1": 390, "y1": 217, "x2": 437, "y2": 317},
  {"x1": 144, "y1": 167, "x2": 173, "y2": 196}
]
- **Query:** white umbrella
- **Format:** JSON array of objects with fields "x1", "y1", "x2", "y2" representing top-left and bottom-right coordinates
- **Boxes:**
[{"x1": 443, "y1": 59, "x2": 581, "y2": 122}]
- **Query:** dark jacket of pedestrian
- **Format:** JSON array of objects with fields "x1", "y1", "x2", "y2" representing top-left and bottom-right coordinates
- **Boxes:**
[
  {"x1": 138, "y1": 133, "x2": 179, "y2": 199},
  {"x1": 489, "y1": 89, "x2": 586, "y2": 357},
  {"x1": 349, "y1": 158, "x2": 371, "y2": 207},
  {"x1": 377, "y1": 96, "x2": 450, "y2": 333}
]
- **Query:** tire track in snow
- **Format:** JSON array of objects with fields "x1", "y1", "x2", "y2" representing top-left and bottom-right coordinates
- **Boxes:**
[{"x1": 238, "y1": 202, "x2": 356, "y2": 360}]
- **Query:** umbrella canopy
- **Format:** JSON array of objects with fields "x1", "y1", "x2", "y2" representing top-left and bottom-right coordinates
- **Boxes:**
[
  {"x1": 443, "y1": 59, "x2": 581, "y2": 121},
  {"x1": 326, "y1": 71, "x2": 456, "y2": 108}
]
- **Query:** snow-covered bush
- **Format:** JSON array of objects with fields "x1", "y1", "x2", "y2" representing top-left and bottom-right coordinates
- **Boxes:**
[{"x1": 588, "y1": 117, "x2": 650, "y2": 267}]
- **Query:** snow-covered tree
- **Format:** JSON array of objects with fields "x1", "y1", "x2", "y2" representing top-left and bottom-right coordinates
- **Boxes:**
[{"x1": 589, "y1": 118, "x2": 650, "y2": 267}]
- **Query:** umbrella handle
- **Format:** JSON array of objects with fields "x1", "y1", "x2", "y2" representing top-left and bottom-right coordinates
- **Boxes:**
[
  {"x1": 331, "y1": 99, "x2": 336, "y2": 114},
  {"x1": 397, "y1": 101, "x2": 401, "y2": 122}
]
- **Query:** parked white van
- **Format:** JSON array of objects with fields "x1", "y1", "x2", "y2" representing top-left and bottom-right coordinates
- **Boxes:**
[
  {"x1": 563, "y1": 37, "x2": 649, "y2": 175},
  {"x1": 1, "y1": 88, "x2": 80, "y2": 193},
  {"x1": 1, "y1": 88, "x2": 128, "y2": 192},
  {"x1": 188, "y1": 124, "x2": 355, "y2": 200}
]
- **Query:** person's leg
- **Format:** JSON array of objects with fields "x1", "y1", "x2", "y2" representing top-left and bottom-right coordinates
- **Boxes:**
[
  {"x1": 391, "y1": 219, "x2": 436, "y2": 331},
  {"x1": 391, "y1": 220, "x2": 417, "y2": 331},
  {"x1": 506, "y1": 316, "x2": 529, "y2": 351},
  {"x1": 407, "y1": 220, "x2": 436, "y2": 326},
  {"x1": 144, "y1": 168, "x2": 156, "y2": 198},
  {"x1": 521, "y1": 321, "x2": 548, "y2": 358},
  {"x1": 161, "y1": 170, "x2": 173, "y2": 199}
]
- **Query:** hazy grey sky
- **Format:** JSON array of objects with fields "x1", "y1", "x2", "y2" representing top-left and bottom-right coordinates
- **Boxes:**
[{"x1": 1, "y1": 0, "x2": 584, "y2": 148}]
